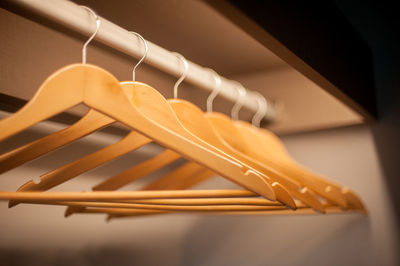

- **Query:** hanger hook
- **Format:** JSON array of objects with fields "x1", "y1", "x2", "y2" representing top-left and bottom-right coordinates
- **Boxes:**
[
  {"x1": 172, "y1": 52, "x2": 189, "y2": 99},
  {"x1": 206, "y1": 68, "x2": 222, "y2": 113},
  {"x1": 80, "y1": 6, "x2": 101, "y2": 64},
  {"x1": 129, "y1": 32, "x2": 148, "y2": 81},
  {"x1": 231, "y1": 82, "x2": 247, "y2": 120},
  {"x1": 251, "y1": 91, "x2": 268, "y2": 128}
]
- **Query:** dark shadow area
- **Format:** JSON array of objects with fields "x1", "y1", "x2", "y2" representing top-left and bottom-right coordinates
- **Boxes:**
[{"x1": 333, "y1": 0, "x2": 400, "y2": 260}]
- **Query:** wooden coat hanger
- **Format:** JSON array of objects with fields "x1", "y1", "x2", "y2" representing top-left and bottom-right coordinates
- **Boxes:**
[
  {"x1": 204, "y1": 85, "x2": 353, "y2": 209},
  {"x1": 66, "y1": 67, "x2": 326, "y2": 218},
  {"x1": 87, "y1": 77, "x2": 366, "y2": 219},
  {"x1": 166, "y1": 100, "x2": 324, "y2": 212},
  {"x1": 0, "y1": 190, "x2": 357, "y2": 219},
  {"x1": 64, "y1": 59, "x2": 299, "y2": 217},
  {"x1": 0, "y1": 11, "x2": 277, "y2": 209},
  {"x1": 124, "y1": 69, "x2": 323, "y2": 211},
  {"x1": 0, "y1": 7, "x2": 365, "y2": 218},
  {"x1": 231, "y1": 91, "x2": 365, "y2": 212},
  {"x1": 82, "y1": 89, "x2": 364, "y2": 218},
  {"x1": 164, "y1": 67, "x2": 325, "y2": 212},
  {"x1": 81, "y1": 56, "x2": 294, "y2": 208},
  {"x1": 0, "y1": 31, "x2": 151, "y2": 177},
  {"x1": 1, "y1": 64, "x2": 279, "y2": 205}
]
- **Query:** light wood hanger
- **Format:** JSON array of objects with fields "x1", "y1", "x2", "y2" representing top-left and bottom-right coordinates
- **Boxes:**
[
  {"x1": 73, "y1": 79, "x2": 365, "y2": 218},
  {"x1": 0, "y1": 17, "x2": 281, "y2": 208},
  {"x1": 82, "y1": 56, "x2": 295, "y2": 208},
  {"x1": 1, "y1": 190, "x2": 307, "y2": 215},
  {"x1": 0, "y1": 8, "x2": 364, "y2": 218},
  {"x1": 204, "y1": 88, "x2": 351, "y2": 208},
  {"x1": 133, "y1": 67, "x2": 324, "y2": 212},
  {"x1": 104, "y1": 205, "x2": 349, "y2": 221},
  {"x1": 64, "y1": 59, "x2": 300, "y2": 216},
  {"x1": 64, "y1": 67, "x2": 327, "y2": 217},
  {"x1": 0, "y1": 189, "x2": 260, "y2": 200},
  {"x1": 0, "y1": 190, "x2": 359, "y2": 217},
  {"x1": 4, "y1": 63, "x2": 297, "y2": 209},
  {"x1": 254, "y1": 126, "x2": 364, "y2": 210},
  {"x1": 146, "y1": 67, "x2": 323, "y2": 211},
  {"x1": 24, "y1": 201, "x2": 297, "y2": 212},
  {"x1": 1, "y1": 32, "x2": 180, "y2": 207},
  {"x1": 106, "y1": 207, "x2": 346, "y2": 220},
  {"x1": 231, "y1": 92, "x2": 365, "y2": 211},
  {"x1": 0, "y1": 30, "x2": 150, "y2": 177},
  {"x1": 236, "y1": 121, "x2": 365, "y2": 211},
  {"x1": 0, "y1": 67, "x2": 277, "y2": 206},
  {"x1": 166, "y1": 99, "x2": 324, "y2": 212}
]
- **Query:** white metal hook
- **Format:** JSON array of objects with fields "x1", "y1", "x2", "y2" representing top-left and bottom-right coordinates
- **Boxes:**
[
  {"x1": 251, "y1": 91, "x2": 268, "y2": 128},
  {"x1": 172, "y1": 52, "x2": 189, "y2": 99},
  {"x1": 231, "y1": 82, "x2": 247, "y2": 120},
  {"x1": 80, "y1": 6, "x2": 100, "y2": 64},
  {"x1": 206, "y1": 68, "x2": 222, "y2": 113},
  {"x1": 129, "y1": 31, "x2": 148, "y2": 81}
]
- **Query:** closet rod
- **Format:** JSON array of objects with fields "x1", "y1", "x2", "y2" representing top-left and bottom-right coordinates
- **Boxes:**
[{"x1": 5, "y1": 0, "x2": 277, "y2": 121}]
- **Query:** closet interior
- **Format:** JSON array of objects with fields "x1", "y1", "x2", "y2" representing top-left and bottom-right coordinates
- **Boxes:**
[{"x1": 0, "y1": 0, "x2": 373, "y2": 220}]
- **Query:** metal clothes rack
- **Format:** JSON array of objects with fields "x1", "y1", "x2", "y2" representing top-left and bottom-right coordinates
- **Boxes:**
[{"x1": 4, "y1": 0, "x2": 277, "y2": 121}]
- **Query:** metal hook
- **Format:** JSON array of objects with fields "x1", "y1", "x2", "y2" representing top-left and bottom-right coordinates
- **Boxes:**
[
  {"x1": 129, "y1": 32, "x2": 148, "y2": 81},
  {"x1": 206, "y1": 68, "x2": 222, "y2": 113},
  {"x1": 231, "y1": 82, "x2": 247, "y2": 120},
  {"x1": 172, "y1": 52, "x2": 189, "y2": 99},
  {"x1": 251, "y1": 91, "x2": 268, "y2": 128},
  {"x1": 80, "y1": 6, "x2": 101, "y2": 64}
]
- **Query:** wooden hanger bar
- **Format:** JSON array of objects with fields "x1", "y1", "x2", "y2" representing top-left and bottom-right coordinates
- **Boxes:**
[
  {"x1": 102, "y1": 207, "x2": 349, "y2": 219},
  {"x1": 3, "y1": 0, "x2": 277, "y2": 121},
  {"x1": 15, "y1": 198, "x2": 359, "y2": 214},
  {"x1": 0, "y1": 190, "x2": 260, "y2": 201},
  {"x1": 20, "y1": 200, "x2": 293, "y2": 212}
]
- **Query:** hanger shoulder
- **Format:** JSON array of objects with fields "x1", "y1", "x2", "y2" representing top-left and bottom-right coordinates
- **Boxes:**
[
  {"x1": 168, "y1": 100, "x2": 222, "y2": 146},
  {"x1": 204, "y1": 112, "x2": 250, "y2": 153},
  {"x1": 0, "y1": 64, "x2": 107, "y2": 142}
]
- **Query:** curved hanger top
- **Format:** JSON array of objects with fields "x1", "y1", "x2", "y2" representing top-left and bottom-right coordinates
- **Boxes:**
[
  {"x1": 129, "y1": 31, "x2": 148, "y2": 81},
  {"x1": 206, "y1": 68, "x2": 222, "y2": 113},
  {"x1": 81, "y1": 6, "x2": 100, "y2": 64},
  {"x1": 231, "y1": 82, "x2": 246, "y2": 121}
]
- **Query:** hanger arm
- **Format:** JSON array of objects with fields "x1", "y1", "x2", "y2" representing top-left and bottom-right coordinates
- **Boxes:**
[
  {"x1": 0, "y1": 109, "x2": 114, "y2": 174},
  {"x1": 10, "y1": 131, "x2": 151, "y2": 207}
]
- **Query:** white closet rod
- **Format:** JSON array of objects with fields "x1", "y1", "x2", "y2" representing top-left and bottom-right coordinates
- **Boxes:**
[{"x1": 10, "y1": 0, "x2": 277, "y2": 121}]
